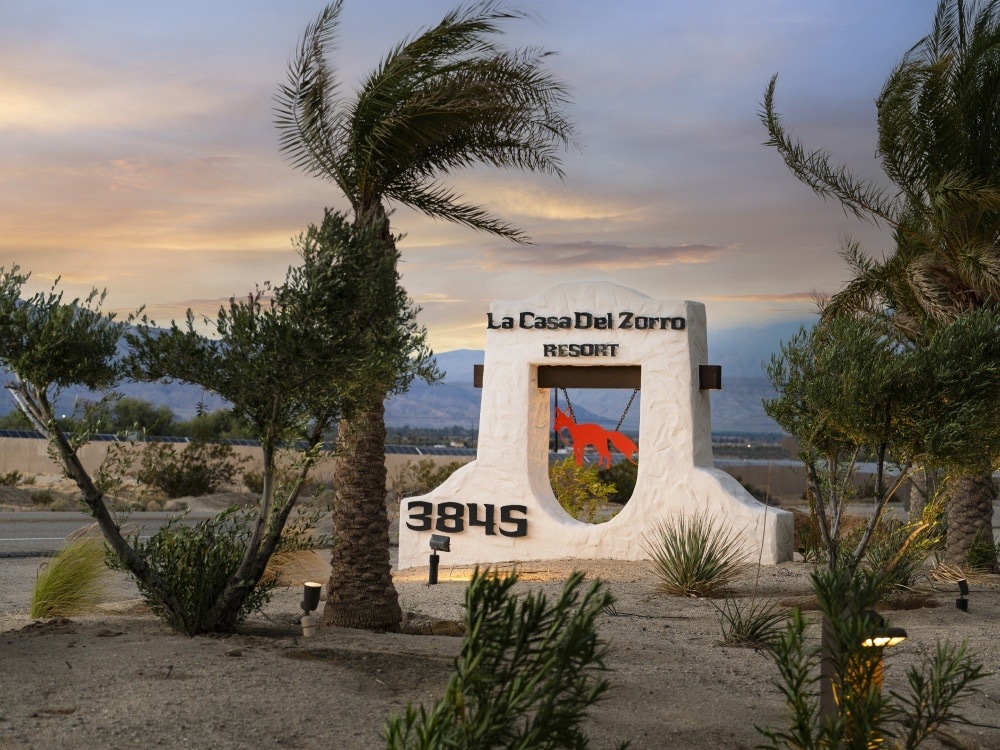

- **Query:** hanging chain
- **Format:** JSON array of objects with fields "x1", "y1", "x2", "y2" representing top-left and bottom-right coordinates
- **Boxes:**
[
  {"x1": 560, "y1": 387, "x2": 576, "y2": 422},
  {"x1": 561, "y1": 386, "x2": 637, "y2": 432},
  {"x1": 615, "y1": 388, "x2": 639, "y2": 431}
]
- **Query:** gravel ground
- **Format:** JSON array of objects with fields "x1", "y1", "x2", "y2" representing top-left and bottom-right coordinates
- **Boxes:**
[{"x1": 2, "y1": 554, "x2": 1000, "y2": 750}]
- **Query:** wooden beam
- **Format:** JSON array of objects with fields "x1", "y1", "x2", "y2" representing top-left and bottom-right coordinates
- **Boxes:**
[
  {"x1": 473, "y1": 364, "x2": 641, "y2": 389},
  {"x1": 474, "y1": 364, "x2": 722, "y2": 389}
]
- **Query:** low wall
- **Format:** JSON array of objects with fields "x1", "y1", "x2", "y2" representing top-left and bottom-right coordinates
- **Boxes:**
[
  {"x1": 0, "y1": 437, "x2": 473, "y2": 488},
  {"x1": 0, "y1": 436, "x2": 815, "y2": 500}
]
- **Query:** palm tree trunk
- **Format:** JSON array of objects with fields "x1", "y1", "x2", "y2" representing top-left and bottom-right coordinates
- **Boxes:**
[
  {"x1": 323, "y1": 399, "x2": 402, "y2": 630},
  {"x1": 944, "y1": 472, "x2": 997, "y2": 569}
]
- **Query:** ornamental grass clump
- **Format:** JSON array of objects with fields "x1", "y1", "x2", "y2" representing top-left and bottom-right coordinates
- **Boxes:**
[
  {"x1": 31, "y1": 537, "x2": 109, "y2": 618},
  {"x1": 644, "y1": 514, "x2": 750, "y2": 597}
]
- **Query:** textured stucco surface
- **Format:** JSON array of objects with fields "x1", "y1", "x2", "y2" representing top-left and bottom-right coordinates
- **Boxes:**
[{"x1": 398, "y1": 282, "x2": 793, "y2": 568}]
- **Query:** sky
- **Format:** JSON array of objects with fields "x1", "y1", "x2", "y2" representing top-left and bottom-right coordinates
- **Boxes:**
[{"x1": 0, "y1": 0, "x2": 940, "y2": 352}]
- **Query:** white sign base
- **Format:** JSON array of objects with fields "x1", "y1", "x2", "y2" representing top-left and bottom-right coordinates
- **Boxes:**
[{"x1": 397, "y1": 282, "x2": 793, "y2": 569}]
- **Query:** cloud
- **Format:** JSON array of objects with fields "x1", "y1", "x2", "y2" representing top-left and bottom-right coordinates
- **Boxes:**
[
  {"x1": 414, "y1": 292, "x2": 464, "y2": 304},
  {"x1": 479, "y1": 241, "x2": 735, "y2": 271},
  {"x1": 708, "y1": 292, "x2": 822, "y2": 303}
]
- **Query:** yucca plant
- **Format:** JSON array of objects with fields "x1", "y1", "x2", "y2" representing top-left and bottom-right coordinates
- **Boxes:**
[
  {"x1": 714, "y1": 597, "x2": 788, "y2": 649},
  {"x1": 31, "y1": 537, "x2": 109, "y2": 618},
  {"x1": 643, "y1": 514, "x2": 750, "y2": 597}
]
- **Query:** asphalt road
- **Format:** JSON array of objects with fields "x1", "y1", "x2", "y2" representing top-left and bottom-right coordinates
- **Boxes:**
[{"x1": 0, "y1": 511, "x2": 218, "y2": 557}]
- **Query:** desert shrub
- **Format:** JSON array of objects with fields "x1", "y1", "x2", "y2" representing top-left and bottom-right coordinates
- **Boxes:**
[
  {"x1": 598, "y1": 460, "x2": 637, "y2": 504},
  {"x1": 242, "y1": 469, "x2": 264, "y2": 494},
  {"x1": 110, "y1": 507, "x2": 273, "y2": 635},
  {"x1": 758, "y1": 567, "x2": 985, "y2": 749},
  {"x1": 967, "y1": 527, "x2": 998, "y2": 571},
  {"x1": 549, "y1": 456, "x2": 617, "y2": 522},
  {"x1": 387, "y1": 459, "x2": 465, "y2": 500},
  {"x1": 0, "y1": 470, "x2": 24, "y2": 486},
  {"x1": 30, "y1": 490, "x2": 55, "y2": 506},
  {"x1": 384, "y1": 568, "x2": 625, "y2": 749},
  {"x1": 31, "y1": 537, "x2": 108, "y2": 618},
  {"x1": 714, "y1": 597, "x2": 787, "y2": 649},
  {"x1": 137, "y1": 440, "x2": 247, "y2": 498},
  {"x1": 735, "y1": 475, "x2": 777, "y2": 505},
  {"x1": 644, "y1": 514, "x2": 750, "y2": 597}
]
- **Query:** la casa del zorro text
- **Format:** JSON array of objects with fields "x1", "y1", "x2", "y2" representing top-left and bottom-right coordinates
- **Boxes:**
[{"x1": 486, "y1": 311, "x2": 687, "y2": 331}]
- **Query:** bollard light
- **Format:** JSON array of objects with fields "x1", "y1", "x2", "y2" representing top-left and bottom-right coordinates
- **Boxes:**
[
  {"x1": 428, "y1": 534, "x2": 451, "y2": 585},
  {"x1": 820, "y1": 609, "x2": 907, "y2": 720},
  {"x1": 301, "y1": 581, "x2": 323, "y2": 614},
  {"x1": 300, "y1": 581, "x2": 323, "y2": 637}
]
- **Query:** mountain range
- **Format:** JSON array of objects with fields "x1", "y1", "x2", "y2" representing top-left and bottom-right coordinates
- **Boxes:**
[
  {"x1": 0, "y1": 320, "x2": 810, "y2": 436},
  {"x1": 385, "y1": 320, "x2": 811, "y2": 435}
]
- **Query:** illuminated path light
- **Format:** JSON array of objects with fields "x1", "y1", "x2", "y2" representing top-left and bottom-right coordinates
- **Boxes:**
[{"x1": 397, "y1": 282, "x2": 793, "y2": 570}]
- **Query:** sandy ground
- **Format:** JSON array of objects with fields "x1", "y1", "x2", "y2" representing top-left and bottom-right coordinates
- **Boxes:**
[{"x1": 2, "y1": 551, "x2": 1000, "y2": 750}]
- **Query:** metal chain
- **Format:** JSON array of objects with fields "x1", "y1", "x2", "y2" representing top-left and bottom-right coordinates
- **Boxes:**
[
  {"x1": 560, "y1": 387, "x2": 637, "y2": 432},
  {"x1": 559, "y1": 387, "x2": 577, "y2": 422},
  {"x1": 615, "y1": 388, "x2": 639, "y2": 431}
]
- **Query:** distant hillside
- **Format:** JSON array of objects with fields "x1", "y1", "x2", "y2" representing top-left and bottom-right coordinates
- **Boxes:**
[
  {"x1": 0, "y1": 323, "x2": 805, "y2": 435},
  {"x1": 386, "y1": 320, "x2": 811, "y2": 433}
]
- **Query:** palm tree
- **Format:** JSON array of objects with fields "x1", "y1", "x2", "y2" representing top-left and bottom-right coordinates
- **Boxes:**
[
  {"x1": 276, "y1": 1, "x2": 575, "y2": 629},
  {"x1": 762, "y1": 0, "x2": 1000, "y2": 567}
]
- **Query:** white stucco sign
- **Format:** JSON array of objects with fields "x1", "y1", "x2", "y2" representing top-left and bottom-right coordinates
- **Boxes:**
[{"x1": 397, "y1": 282, "x2": 793, "y2": 569}]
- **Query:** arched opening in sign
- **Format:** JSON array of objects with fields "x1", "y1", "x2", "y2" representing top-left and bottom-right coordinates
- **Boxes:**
[{"x1": 543, "y1": 365, "x2": 641, "y2": 524}]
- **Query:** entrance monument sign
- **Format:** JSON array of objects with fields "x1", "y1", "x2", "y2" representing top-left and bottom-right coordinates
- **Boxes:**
[{"x1": 396, "y1": 282, "x2": 794, "y2": 569}]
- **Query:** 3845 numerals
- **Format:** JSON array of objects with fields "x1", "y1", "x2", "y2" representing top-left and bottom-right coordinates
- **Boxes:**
[{"x1": 405, "y1": 501, "x2": 528, "y2": 537}]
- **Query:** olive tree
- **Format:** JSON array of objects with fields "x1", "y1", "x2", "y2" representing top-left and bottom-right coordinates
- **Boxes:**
[
  {"x1": 0, "y1": 210, "x2": 431, "y2": 633},
  {"x1": 766, "y1": 311, "x2": 1000, "y2": 572}
]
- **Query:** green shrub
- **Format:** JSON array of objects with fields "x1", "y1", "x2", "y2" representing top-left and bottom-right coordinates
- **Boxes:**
[
  {"x1": 30, "y1": 489, "x2": 55, "y2": 506},
  {"x1": 598, "y1": 460, "x2": 637, "y2": 503},
  {"x1": 384, "y1": 568, "x2": 626, "y2": 749},
  {"x1": 110, "y1": 507, "x2": 273, "y2": 635},
  {"x1": 967, "y1": 526, "x2": 998, "y2": 571},
  {"x1": 137, "y1": 440, "x2": 247, "y2": 498},
  {"x1": 549, "y1": 457, "x2": 617, "y2": 522},
  {"x1": 644, "y1": 514, "x2": 750, "y2": 597},
  {"x1": 758, "y1": 567, "x2": 985, "y2": 749},
  {"x1": 387, "y1": 459, "x2": 465, "y2": 500},
  {"x1": 31, "y1": 537, "x2": 108, "y2": 618},
  {"x1": 242, "y1": 469, "x2": 264, "y2": 494},
  {"x1": 0, "y1": 470, "x2": 24, "y2": 486},
  {"x1": 714, "y1": 596, "x2": 787, "y2": 649}
]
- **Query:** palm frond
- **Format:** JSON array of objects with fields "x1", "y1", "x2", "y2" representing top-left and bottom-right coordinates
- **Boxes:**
[
  {"x1": 274, "y1": 1, "x2": 354, "y2": 199},
  {"x1": 277, "y1": 1, "x2": 575, "y2": 240},
  {"x1": 761, "y1": 76, "x2": 901, "y2": 227}
]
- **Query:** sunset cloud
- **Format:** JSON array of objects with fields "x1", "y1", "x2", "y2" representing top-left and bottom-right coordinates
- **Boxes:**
[
  {"x1": 479, "y1": 241, "x2": 734, "y2": 271},
  {"x1": 709, "y1": 292, "x2": 821, "y2": 304},
  {"x1": 0, "y1": 1, "x2": 937, "y2": 353}
]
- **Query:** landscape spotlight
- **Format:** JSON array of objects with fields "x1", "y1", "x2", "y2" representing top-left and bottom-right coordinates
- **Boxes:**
[
  {"x1": 957, "y1": 578, "x2": 969, "y2": 611},
  {"x1": 429, "y1": 534, "x2": 451, "y2": 552},
  {"x1": 428, "y1": 534, "x2": 451, "y2": 585},
  {"x1": 300, "y1": 581, "x2": 323, "y2": 637},
  {"x1": 859, "y1": 610, "x2": 907, "y2": 648}
]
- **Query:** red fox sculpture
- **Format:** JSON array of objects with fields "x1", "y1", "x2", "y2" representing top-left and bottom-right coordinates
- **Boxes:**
[{"x1": 553, "y1": 407, "x2": 638, "y2": 468}]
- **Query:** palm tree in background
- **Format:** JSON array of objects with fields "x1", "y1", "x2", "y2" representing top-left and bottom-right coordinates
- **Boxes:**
[
  {"x1": 276, "y1": 0, "x2": 575, "y2": 629},
  {"x1": 762, "y1": 0, "x2": 1000, "y2": 567}
]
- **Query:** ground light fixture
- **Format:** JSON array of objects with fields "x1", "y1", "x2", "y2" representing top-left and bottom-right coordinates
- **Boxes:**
[
  {"x1": 300, "y1": 581, "x2": 323, "y2": 637},
  {"x1": 957, "y1": 578, "x2": 969, "y2": 611},
  {"x1": 428, "y1": 534, "x2": 451, "y2": 585},
  {"x1": 820, "y1": 609, "x2": 908, "y2": 719}
]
